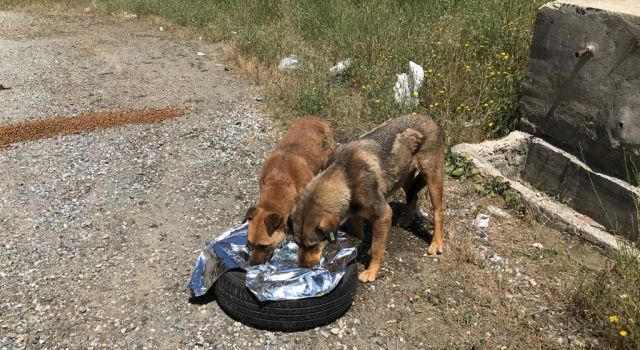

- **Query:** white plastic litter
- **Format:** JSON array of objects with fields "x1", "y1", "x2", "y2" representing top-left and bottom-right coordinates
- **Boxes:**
[
  {"x1": 197, "y1": 52, "x2": 205, "y2": 56},
  {"x1": 532, "y1": 242, "x2": 544, "y2": 250},
  {"x1": 277, "y1": 55, "x2": 299, "y2": 71},
  {"x1": 329, "y1": 59, "x2": 352, "y2": 76},
  {"x1": 409, "y1": 61, "x2": 424, "y2": 93},
  {"x1": 393, "y1": 61, "x2": 424, "y2": 106},
  {"x1": 474, "y1": 213, "x2": 490, "y2": 228}
]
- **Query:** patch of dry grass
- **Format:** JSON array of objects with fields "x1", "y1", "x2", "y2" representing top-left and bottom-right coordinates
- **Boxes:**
[{"x1": 570, "y1": 245, "x2": 640, "y2": 349}]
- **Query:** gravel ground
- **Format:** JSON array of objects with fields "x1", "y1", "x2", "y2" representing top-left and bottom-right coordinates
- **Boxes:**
[{"x1": 0, "y1": 10, "x2": 611, "y2": 350}]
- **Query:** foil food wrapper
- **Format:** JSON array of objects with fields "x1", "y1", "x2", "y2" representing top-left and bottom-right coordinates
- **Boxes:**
[{"x1": 188, "y1": 223, "x2": 357, "y2": 301}]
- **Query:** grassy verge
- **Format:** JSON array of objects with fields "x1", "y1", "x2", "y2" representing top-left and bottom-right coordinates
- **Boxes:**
[
  {"x1": 0, "y1": 0, "x2": 91, "y2": 10},
  {"x1": 570, "y1": 245, "x2": 640, "y2": 349},
  {"x1": 90, "y1": 0, "x2": 545, "y2": 143}
]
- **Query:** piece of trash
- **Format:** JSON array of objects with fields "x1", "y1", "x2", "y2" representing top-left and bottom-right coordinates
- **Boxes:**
[
  {"x1": 277, "y1": 55, "x2": 299, "y2": 71},
  {"x1": 188, "y1": 223, "x2": 356, "y2": 301},
  {"x1": 196, "y1": 52, "x2": 205, "y2": 56},
  {"x1": 532, "y1": 242, "x2": 544, "y2": 250},
  {"x1": 329, "y1": 59, "x2": 352, "y2": 76},
  {"x1": 415, "y1": 206, "x2": 429, "y2": 219},
  {"x1": 477, "y1": 231, "x2": 489, "y2": 240},
  {"x1": 409, "y1": 61, "x2": 424, "y2": 92},
  {"x1": 394, "y1": 73, "x2": 411, "y2": 104},
  {"x1": 487, "y1": 205, "x2": 511, "y2": 219},
  {"x1": 489, "y1": 254, "x2": 504, "y2": 264},
  {"x1": 473, "y1": 213, "x2": 490, "y2": 228},
  {"x1": 159, "y1": 26, "x2": 164, "y2": 32},
  {"x1": 393, "y1": 61, "x2": 424, "y2": 106}
]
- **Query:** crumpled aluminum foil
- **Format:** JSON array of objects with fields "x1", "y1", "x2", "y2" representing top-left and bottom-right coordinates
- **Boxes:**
[{"x1": 188, "y1": 223, "x2": 357, "y2": 302}]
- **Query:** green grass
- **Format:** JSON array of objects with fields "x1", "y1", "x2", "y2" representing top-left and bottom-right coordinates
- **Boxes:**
[
  {"x1": 571, "y1": 246, "x2": 640, "y2": 349},
  {"x1": 93, "y1": 0, "x2": 545, "y2": 143}
]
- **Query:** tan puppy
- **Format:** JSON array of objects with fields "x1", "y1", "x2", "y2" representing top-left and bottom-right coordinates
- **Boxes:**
[
  {"x1": 290, "y1": 114, "x2": 445, "y2": 282},
  {"x1": 246, "y1": 117, "x2": 335, "y2": 265}
]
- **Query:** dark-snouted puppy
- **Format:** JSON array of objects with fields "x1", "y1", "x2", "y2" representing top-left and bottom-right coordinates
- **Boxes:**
[
  {"x1": 245, "y1": 117, "x2": 335, "y2": 265},
  {"x1": 290, "y1": 114, "x2": 445, "y2": 282}
]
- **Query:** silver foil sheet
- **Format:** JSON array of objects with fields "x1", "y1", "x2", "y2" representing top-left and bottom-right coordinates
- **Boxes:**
[{"x1": 188, "y1": 223, "x2": 357, "y2": 301}]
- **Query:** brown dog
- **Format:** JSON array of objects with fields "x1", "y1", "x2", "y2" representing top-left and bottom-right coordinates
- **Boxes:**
[
  {"x1": 289, "y1": 114, "x2": 445, "y2": 282},
  {"x1": 245, "y1": 117, "x2": 335, "y2": 265}
]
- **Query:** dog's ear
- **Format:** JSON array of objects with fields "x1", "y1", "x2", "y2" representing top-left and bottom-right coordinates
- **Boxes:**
[
  {"x1": 264, "y1": 213, "x2": 284, "y2": 236},
  {"x1": 245, "y1": 207, "x2": 258, "y2": 222}
]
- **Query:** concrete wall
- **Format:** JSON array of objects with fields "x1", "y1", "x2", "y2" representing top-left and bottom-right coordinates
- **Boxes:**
[{"x1": 519, "y1": 0, "x2": 640, "y2": 184}]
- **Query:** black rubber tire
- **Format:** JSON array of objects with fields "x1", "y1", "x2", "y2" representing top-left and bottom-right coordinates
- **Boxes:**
[{"x1": 214, "y1": 262, "x2": 358, "y2": 331}]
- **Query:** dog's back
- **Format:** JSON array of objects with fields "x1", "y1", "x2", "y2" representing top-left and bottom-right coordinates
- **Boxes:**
[
  {"x1": 260, "y1": 117, "x2": 334, "y2": 193},
  {"x1": 360, "y1": 114, "x2": 444, "y2": 156},
  {"x1": 335, "y1": 115, "x2": 444, "y2": 195}
]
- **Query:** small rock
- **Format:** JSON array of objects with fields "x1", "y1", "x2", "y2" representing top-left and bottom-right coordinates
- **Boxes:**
[
  {"x1": 487, "y1": 205, "x2": 511, "y2": 218},
  {"x1": 320, "y1": 330, "x2": 330, "y2": 338},
  {"x1": 330, "y1": 328, "x2": 340, "y2": 335},
  {"x1": 489, "y1": 254, "x2": 503, "y2": 264},
  {"x1": 532, "y1": 243, "x2": 544, "y2": 250},
  {"x1": 159, "y1": 26, "x2": 164, "y2": 32},
  {"x1": 197, "y1": 52, "x2": 205, "y2": 56}
]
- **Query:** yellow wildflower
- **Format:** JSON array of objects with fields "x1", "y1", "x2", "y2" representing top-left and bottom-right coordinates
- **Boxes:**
[
  {"x1": 412, "y1": 91, "x2": 419, "y2": 97},
  {"x1": 439, "y1": 89, "x2": 445, "y2": 94},
  {"x1": 374, "y1": 99, "x2": 381, "y2": 104},
  {"x1": 609, "y1": 315, "x2": 620, "y2": 323},
  {"x1": 436, "y1": 73, "x2": 443, "y2": 77},
  {"x1": 427, "y1": 69, "x2": 433, "y2": 74},
  {"x1": 434, "y1": 102, "x2": 439, "y2": 106},
  {"x1": 429, "y1": 104, "x2": 434, "y2": 108},
  {"x1": 488, "y1": 122, "x2": 494, "y2": 128},
  {"x1": 483, "y1": 103, "x2": 489, "y2": 107},
  {"x1": 411, "y1": 112, "x2": 417, "y2": 115},
  {"x1": 619, "y1": 330, "x2": 628, "y2": 337}
]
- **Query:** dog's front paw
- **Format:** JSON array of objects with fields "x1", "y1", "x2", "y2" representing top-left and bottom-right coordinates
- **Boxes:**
[
  {"x1": 358, "y1": 269, "x2": 378, "y2": 283},
  {"x1": 427, "y1": 242, "x2": 443, "y2": 255}
]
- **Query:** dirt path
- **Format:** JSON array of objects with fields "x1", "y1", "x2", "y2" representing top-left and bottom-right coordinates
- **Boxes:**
[{"x1": 0, "y1": 10, "x2": 608, "y2": 350}]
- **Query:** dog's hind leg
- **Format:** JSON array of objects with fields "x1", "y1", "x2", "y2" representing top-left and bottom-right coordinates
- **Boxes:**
[
  {"x1": 418, "y1": 152, "x2": 445, "y2": 255},
  {"x1": 398, "y1": 172, "x2": 426, "y2": 227}
]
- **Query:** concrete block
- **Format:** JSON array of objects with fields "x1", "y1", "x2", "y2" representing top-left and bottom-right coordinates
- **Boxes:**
[
  {"x1": 519, "y1": 0, "x2": 640, "y2": 183},
  {"x1": 452, "y1": 131, "x2": 639, "y2": 251}
]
